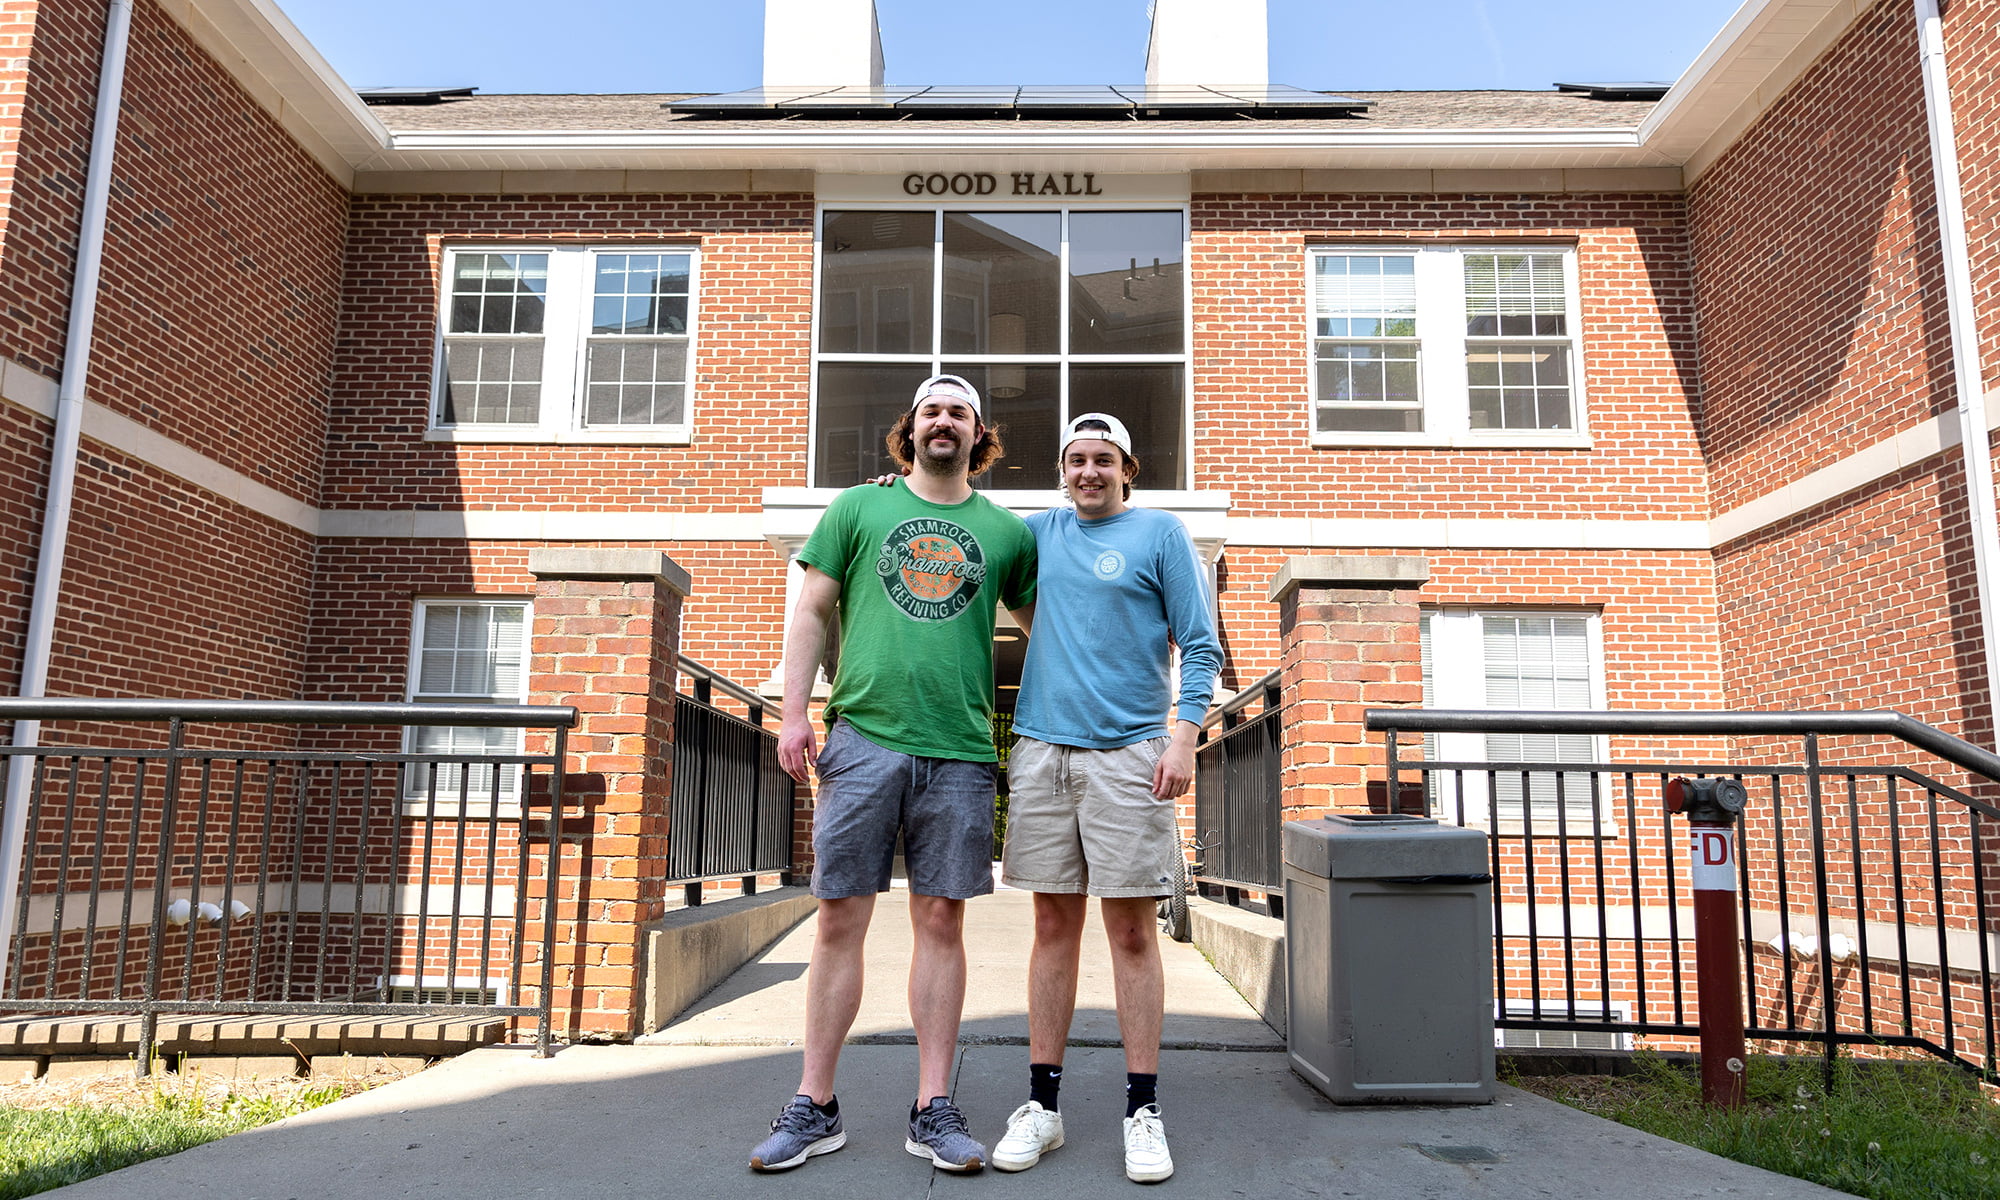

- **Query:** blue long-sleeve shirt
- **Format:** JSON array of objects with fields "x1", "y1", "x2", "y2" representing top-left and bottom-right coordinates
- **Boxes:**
[{"x1": 1013, "y1": 506, "x2": 1222, "y2": 749}]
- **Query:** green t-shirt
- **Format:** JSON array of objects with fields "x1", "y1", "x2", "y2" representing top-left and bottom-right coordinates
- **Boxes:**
[{"x1": 798, "y1": 480, "x2": 1037, "y2": 761}]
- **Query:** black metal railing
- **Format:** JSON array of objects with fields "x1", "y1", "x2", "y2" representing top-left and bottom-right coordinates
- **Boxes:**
[
  {"x1": 1193, "y1": 670, "x2": 1283, "y2": 905},
  {"x1": 1367, "y1": 708, "x2": 2000, "y2": 1083},
  {"x1": 0, "y1": 698, "x2": 577, "y2": 1069},
  {"x1": 669, "y1": 660, "x2": 796, "y2": 905}
]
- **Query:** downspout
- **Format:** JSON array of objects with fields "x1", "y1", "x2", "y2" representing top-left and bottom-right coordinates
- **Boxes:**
[
  {"x1": 1913, "y1": 0, "x2": 2000, "y2": 747},
  {"x1": 0, "y1": 0, "x2": 136, "y2": 989}
]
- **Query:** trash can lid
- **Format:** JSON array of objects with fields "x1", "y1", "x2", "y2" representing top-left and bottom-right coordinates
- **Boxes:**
[{"x1": 1282, "y1": 812, "x2": 1489, "y2": 879}]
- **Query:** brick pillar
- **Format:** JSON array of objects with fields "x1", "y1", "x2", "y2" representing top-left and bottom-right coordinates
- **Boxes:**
[
  {"x1": 524, "y1": 549, "x2": 691, "y2": 1041},
  {"x1": 1270, "y1": 555, "x2": 1429, "y2": 819}
]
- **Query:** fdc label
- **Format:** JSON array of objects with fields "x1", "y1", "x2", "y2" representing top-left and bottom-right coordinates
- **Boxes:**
[{"x1": 1689, "y1": 827, "x2": 1737, "y2": 892}]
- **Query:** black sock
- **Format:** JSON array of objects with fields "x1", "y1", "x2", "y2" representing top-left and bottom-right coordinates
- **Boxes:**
[
  {"x1": 1125, "y1": 1072, "x2": 1157, "y2": 1118},
  {"x1": 811, "y1": 1094, "x2": 838, "y2": 1116},
  {"x1": 1030, "y1": 1062, "x2": 1063, "y2": 1112}
]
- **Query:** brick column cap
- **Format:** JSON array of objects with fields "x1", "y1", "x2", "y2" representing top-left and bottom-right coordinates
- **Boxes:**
[
  {"x1": 1268, "y1": 554, "x2": 1429, "y2": 602},
  {"x1": 528, "y1": 549, "x2": 692, "y2": 597}
]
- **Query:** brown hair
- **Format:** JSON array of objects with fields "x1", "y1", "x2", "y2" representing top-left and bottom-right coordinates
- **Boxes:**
[{"x1": 887, "y1": 409, "x2": 1006, "y2": 477}]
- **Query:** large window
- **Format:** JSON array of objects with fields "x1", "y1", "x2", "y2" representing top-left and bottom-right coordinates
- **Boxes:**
[
  {"x1": 815, "y1": 208, "x2": 1187, "y2": 488},
  {"x1": 404, "y1": 600, "x2": 529, "y2": 806},
  {"x1": 1311, "y1": 247, "x2": 1584, "y2": 444},
  {"x1": 435, "y1": 247, "x2": 698, "y2": 440},
  {"x1": 1421, "y1": 609, "x2": 1607, "y2": 832}
]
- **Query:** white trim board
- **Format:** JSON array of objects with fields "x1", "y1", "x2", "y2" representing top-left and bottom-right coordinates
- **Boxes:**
[{"x1": 6, "y1": 355, "x2": 1992, "y2": 555}]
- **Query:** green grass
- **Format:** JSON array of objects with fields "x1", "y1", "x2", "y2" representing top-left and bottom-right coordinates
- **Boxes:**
[
  {"x1": 1516, "y1": 1052, "x2": 2000, "y2": 1200},
  {"x1": 0, "y1": 1080, "x2": 345, "y2": 1199}
]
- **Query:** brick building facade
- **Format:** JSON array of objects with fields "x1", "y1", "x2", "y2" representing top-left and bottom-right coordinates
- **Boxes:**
[{"x1": 0, "y1": 0, "x2": 1995, "y2": 1041}]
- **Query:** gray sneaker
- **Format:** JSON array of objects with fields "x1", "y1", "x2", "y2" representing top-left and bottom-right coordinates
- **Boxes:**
[
  {"x1": 905, "y1": 1097, "x2": 986, "y2": 1172},
  {"x1": 749, "y1": 1094, "x2": 845, "y2": 1172}
]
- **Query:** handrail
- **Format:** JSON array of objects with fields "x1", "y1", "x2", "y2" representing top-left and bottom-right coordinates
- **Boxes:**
[
  {"x1": 678, "y1": 657, "x2": 770, "y2": 715},
  {"x1": 1202, "y1": 668, "x2": 1282, "y2": 730},
  {"x1": 1364, "y1": 708, "x2": 2000, "y2": 787},
  {"x1": 0, "y1": 698, "x2": 577, "y2": 728}
]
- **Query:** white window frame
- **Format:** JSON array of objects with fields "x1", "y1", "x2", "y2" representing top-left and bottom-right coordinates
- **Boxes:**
[
  {"x1": 402, "y1": 598, "x2": 532, "y2": 817},
  {"x1": 1306, "y1": 245, "x2": 1589, "y2": 449},
  {"x1": 429, "y1": 245, "x2": 700, "y2": 445},
  {"x1": 1421, "y1": 607, "x2": 1613, "y2": 836},
  {"x1": 1496, "y1": 1000, "x2": 1632, "y2": 1050},
  {"x1": 808, "y1": 203, "x2": 1194, "y2": 491}
]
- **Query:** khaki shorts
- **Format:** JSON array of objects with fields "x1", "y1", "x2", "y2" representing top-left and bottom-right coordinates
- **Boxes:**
[{"x1": 1001, "y1": 735, "x2": 1178, "y2": 898}]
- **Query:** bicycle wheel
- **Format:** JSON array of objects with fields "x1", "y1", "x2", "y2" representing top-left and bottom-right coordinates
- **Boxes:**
[{"x1": 1160, "y1": 824, "x2": 1191, "y2": 942}]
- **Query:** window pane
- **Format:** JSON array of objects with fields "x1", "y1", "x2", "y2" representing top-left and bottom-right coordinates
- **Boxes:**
[
  {"x1": 409, "y1": 724, "x2": 518, "y2": 800},
  {"x1": 1467, "y1": 345, "x2": 1574, "y2": 431},
  {"x1": 814, "y1": 362, "x2": 935, "y2": 486},
  {"x1": 821, "y1": 211, "x2": 935, "y2": 353},
  {"x1": 942, "y1": 362, "x2": 1059, "y2": 490},
  {"x1": 1068, "y1": 211, "x2": 1183, "y2": 355},
  {"x1": 1314, "y1": 254, "x2": 1417, "y2": 328},
  {"x1": 1316, "y1": 342, "x2": 1422, "y2": 434},
  {"x1": 943, "y1": 213, "x2": 1060, "y2": 356},
  {"x1": 584, "y1": 339, "x2": 688, "y2": 426},
  {"x1": 441, "y1": 338, "x2": 543, "y2": 425},
  {"x1": 448, "y1": 253, "x2": 547, "y2": 334},
  {"x1": 1464, "y1": 252, "x2": 1566, "y2": 337},
  {"x1": 1067, "y1": 364, "x2": 1184, "y2": 488},
  {"x1": 1480, "y1": 612, "x2": 1596, "y2": 826}
]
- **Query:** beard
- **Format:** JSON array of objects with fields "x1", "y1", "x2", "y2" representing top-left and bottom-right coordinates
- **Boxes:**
[{"x1": 915, "y1": 429, "x2": 973, "y2": 475}]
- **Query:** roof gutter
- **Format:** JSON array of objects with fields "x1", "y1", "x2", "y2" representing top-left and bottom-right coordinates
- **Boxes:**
[
  {"x1": 0, "y1": 0, "x2": 135, "y2": 988},
  {"x1": 1913, "y1": 0, "x2": 2000, "y2": 749}
]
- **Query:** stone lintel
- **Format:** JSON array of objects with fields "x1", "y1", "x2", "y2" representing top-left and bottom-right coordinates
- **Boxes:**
[
  {"x1": 1268, "y1": 554, "x2": 1430, "y2": 603},
  {"x1": 528, "y1": 549, "x2": 692, "y2": 596}
]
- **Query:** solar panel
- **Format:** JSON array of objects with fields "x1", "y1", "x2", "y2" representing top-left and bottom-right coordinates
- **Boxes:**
[
  {"x1": 780, "y1": 86, "x2": 925, "y2": 107},
  {"x1": 1014, "y1": 86, "x2": 1133, "y2": 110},
  {"x1": 1553, "y1": 82, "x2": 1671, "y2": 101},
  {"x1": 665, "y1": 86, "x2": 842, "y2": 111},
  {"x1": 355, "y1": 86, "x2": 477, "y2": 106},
  {"x1": 897, "y1": 87, "x2": 1022, "y2": 109},
  {"x1": 663, "y1": 82, "x2": 1368, "y2": 120}
]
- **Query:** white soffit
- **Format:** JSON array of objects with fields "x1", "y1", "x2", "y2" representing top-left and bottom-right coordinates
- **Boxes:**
[
  {"x1": 1640, "y1": 0, "x2": 1871, "y2": 183},
  {"x1": 161, "y1": 0, "x2": 388, "y2": 185}
]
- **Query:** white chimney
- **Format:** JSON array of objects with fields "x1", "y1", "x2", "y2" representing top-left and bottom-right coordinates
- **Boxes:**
[
  {"x1": 764, "y1": 0, "x2": 885, "y2": 89},
  {"x1": 1145, "y1": 0, "x2": 1268, "y2": 87}
]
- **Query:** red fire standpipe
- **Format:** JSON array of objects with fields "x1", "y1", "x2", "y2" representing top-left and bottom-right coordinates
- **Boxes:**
[{"x1": 1667, "y1": 776, "x2": 1749, "y2": 1108}]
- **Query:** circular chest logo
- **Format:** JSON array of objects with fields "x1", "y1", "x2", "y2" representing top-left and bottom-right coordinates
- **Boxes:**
[
  {"x1": 1093, "y1": 550, "x2": 1127, "y2": 582},
  {"x1": 875, "y1": 518, "x2": 988, "y2": 621}
]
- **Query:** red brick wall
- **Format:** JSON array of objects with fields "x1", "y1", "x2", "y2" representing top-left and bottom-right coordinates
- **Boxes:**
[
  {"x1": 1691, "y1": 0, "x2": 1995, "y2": 747},
  {"x1": 1690, "y1": 0, "x2": 1946, "y2": 516},
  {"x1": 1941, "y1": 0, "x2": 2000, "y2": 392},
  {"x1": 325, "y1": 194, "x2": 813, "y2": 512},
  {"x1": 301, "y1": 539, "x2": 788, "y2": 713},
  {"x1": 1190, "y1": 193, "x2": 1703, "y2": 520},
  {"x1": 0, "y1": 0, "x2": 348, "y2": 700}
]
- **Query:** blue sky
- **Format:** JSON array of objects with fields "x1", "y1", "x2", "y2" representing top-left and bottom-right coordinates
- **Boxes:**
[{"x1": 276, "y1": 0, "x2": 1751, "y2": 95}]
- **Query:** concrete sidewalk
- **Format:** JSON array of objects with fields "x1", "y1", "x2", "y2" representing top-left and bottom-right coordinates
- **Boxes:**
[{"x1": 42, "y1": 887, "x2": 1858, "y2": 1199}]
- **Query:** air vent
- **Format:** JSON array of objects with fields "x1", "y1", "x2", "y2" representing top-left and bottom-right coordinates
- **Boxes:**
[{"x1": 385, "y1": 985, "x2": 497, "y2": 1005}]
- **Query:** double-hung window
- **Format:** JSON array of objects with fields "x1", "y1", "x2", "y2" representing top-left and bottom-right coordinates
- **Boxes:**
[
  {"x1": 404, "y1": 600, "x2": 529, "y2": 809},
  {"x1": 814, "y1": 208, "x2": 1189, "y2": 489},
  {"x1": 1311, "y1": 247, "x2": 1584, "y2": 445},
  {"x1": 435, "y1": 247, "x2": 698, "y2": 441},
  {"x1": 1421, "y1": 609, "x2": 1609, "y2": 834}
]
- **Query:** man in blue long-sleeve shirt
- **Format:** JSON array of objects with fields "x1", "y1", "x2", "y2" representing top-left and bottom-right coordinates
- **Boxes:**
[{"x1": 991, "y1": 412, "x2": 1222, "y2": 1185}]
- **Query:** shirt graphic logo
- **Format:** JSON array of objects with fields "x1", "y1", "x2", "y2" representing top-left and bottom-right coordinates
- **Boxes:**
[
  {"x1": 875, "y1": 518, "x2": 988, "y2": 621},
  {"x1": 1093, "y1": 550, "x2": 1127, "y2": 582}
]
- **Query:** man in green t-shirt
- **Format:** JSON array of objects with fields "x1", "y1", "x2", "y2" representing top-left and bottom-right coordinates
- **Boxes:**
[{"x1": 750, "y1": 374, "x2": 1036, "y2": 1176}]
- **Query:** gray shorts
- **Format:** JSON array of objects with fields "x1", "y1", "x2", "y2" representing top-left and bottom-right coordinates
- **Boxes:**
[
  {"x1": 1002, "y1": 735, "x2": 1178, "y2": 899},
  {"x1": 809, "y1": 720, "x2": 998, "y2": 900}
]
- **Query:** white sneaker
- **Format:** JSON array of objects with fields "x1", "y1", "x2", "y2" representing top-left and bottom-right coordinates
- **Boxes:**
[
  {"x1": 992, "y1": 1101, "x2": 1064, "y2": 1171},
  {"x1": 1122, "y1": 1104, "x2": 1173, "y2": 1183}
]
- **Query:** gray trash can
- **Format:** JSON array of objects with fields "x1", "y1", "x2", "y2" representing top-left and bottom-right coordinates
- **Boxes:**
[{"x1": 1283, "y1": 813, "x2": 1495, "y2": 1104}]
